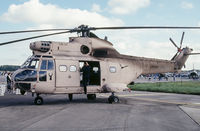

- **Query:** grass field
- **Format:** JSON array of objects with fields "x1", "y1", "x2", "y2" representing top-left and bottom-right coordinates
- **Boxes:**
[{"x1": 128, "y1": 81, "x2": 200, "y2": 95}]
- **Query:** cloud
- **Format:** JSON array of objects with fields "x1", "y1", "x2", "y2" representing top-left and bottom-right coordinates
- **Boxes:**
[
  {"x1": 91, "y1": 3, "x2": 102, "y2": 12},
  {"x1": 181, "y1": 1, "x2": 194, "y2": 9},
  {"x1": 108, "y1": 0, "x2": 150, "y2": 15},
  {"x1": 0, "y1": 0, "x2": 123, "y2": 27},
  {"x1": 0, "y1": 0, "x2": 124, "y2": 65}
]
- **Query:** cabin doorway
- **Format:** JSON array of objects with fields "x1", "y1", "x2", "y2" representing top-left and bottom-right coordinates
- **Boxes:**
[{"x1": 79, "y1": 61, "x2": 101, "y2": 86}]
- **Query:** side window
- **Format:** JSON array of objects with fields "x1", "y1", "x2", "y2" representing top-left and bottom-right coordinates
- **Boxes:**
[
  {"x1": 39, "y1": 71, "x2": 47, "y2": 81},
  {"x1": 48, "y1": 60, "x2": 54, "y2": 70},
  {"x1": 59, "y1": 65, "x2": 67, "y2": 72},
  {"x1": 93, "y1": 67, "x2": 99, "y2": 73},
  {"x1": 109, "y1": 66, "x2": 116, "y2": 73},
  {"x1": 40, "y1": 60, "x2": 47, "y2": 70},
  {"x1": 69, "y1": 65, "x2": 77, "y2": 72}
]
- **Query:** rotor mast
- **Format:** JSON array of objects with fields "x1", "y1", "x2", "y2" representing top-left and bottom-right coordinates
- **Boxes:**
[{"x1": 75, "y1": 25, "x2": 92, "y2": 37}]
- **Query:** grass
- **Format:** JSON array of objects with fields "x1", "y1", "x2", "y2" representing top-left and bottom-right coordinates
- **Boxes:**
[{"x1": 128, "y1": 81, "x2": 200, "y2": 95}]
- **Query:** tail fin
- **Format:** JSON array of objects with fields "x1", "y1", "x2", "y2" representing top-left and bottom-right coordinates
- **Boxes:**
[{"x1": 169, "y1": 32, "x2": 193, "y2": 70}]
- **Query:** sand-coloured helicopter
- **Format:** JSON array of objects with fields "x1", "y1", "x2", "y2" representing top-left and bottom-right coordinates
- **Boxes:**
[{"x1": 0, "y1": 25, "x2": 200, "y2": 105}]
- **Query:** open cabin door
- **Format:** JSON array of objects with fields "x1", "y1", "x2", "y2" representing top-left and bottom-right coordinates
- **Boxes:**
[{"x1": 55, "y1": 59, "x2": 79, "y2": 87}]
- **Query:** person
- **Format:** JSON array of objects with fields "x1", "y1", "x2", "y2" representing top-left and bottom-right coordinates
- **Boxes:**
[
  {"x1": 6, "y1": 72, "x2": 12, "y2": 92},
  {"x1": 82, "y1": 62, "x2": 90, "y2": 94}
]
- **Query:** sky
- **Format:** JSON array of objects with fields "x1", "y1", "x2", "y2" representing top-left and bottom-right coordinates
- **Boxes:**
[{"x1": 0, "y1": 0, "x2": 200, "y2": 70}]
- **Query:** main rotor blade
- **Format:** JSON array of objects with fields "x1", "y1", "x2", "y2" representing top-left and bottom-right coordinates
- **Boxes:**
[
  {"x1": 0, "y1": 29, "x2": 71, "y2": 35},
  {"x1": 169, "y1": 38, "x2": 179, "y2": 49},
  {"x1": 0, "y1": 31, "x2": 71, "y2": 46},
  {"x1": 180, "y1": 32, "x2": 185, "y2": 48},
  {"x1": 187, "y1": 53, "x2": 200, "y2": 55},
  {"x1": 92, "y1": 26, "x2": 200, "y2": 30}
]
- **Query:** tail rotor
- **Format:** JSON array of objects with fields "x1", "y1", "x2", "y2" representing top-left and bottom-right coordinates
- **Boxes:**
[{"x1": 170, "y1": 32, "x2": 185, "y2": 60}]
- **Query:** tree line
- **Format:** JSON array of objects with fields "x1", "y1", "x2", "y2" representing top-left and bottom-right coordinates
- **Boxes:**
[{"x1": 0, "y1": 65, "x2": 20, "y2": 71}]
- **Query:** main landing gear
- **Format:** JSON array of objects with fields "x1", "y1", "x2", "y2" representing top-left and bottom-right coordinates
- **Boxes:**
[
  {"x1": 34, "y1": 94, "x2": 43, "y2": 105},
  {"x1": 68, "y1": 94, "x2": 73, "y2": 101},
  {"x1": 108, "y1": 93, "x2": 119, "y2": 104}
]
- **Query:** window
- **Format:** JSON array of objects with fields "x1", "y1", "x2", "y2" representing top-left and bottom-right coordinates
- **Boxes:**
[
  {"x1": 40, "y1": 60, "x2": 47, "y2": 70},
  {"x1": 14, "y1": 70, "x2": 37, "y2": 82},
  {"x1": 48, "y1": 60, "x2": 54, "y2": 70},
  {"x1": 69, "y1": 65, "x2": 77, "y2": 72},
  {"x1": 39, "y1": 71, "x2": 47, "y2": 81},
  {"x1": 109, "y1": 66, "x2": 116, "y2": 73},
  {"x1": 93, "y1": 67, "x2": 99, "y2": 73},
  {"x1": 29, "y1": 59, "x2": 39, "y2": 69},
  {"x1": 21, "y1": 58, "x2": 39, "y2": 69},
  {"x1": 40, "y1": 60, "x2": 54, "y2": 70},
  {"x1": 59, "y1": 65, "x2": 67, "y2": 72}
]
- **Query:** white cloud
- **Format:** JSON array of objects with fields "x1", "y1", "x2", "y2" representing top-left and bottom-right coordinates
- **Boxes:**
[
  {"x1": 0, "y1": 0, "x2": 123, "y2": 27},
  {"x1": 0, "y1": 0, "x2": 124, "y2": 65},
  {"x1": 108, "y1": 0, "x2": 150, "y2": 15},
  {"x1": 91, "y1": 4, "x2": 102, "y2": 12},
  {"x1": 181, "y1": 1, "x2": 194, "y2": 9}
]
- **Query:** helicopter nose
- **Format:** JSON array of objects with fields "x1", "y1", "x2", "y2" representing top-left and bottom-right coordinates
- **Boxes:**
[{"x1": 14, "y1": 70, "x2": 37, "y2": 82}]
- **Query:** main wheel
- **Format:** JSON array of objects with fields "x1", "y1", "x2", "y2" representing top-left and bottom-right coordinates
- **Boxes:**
[
  {"x1": 108, "y1": 95, "x2": 119, "y2": 103},
  {"x1": 68, "y1": 94, "x2": 73, "y2": 101},
  {"x1": 87, "y1": 94, "x2": 96, "y2": 100},
  {"x1": 34, "y1": 96, "x2": 43, "y2": 105},
  {"x1": 113, "y1": 96, "x2": 119, "y2": 103}
]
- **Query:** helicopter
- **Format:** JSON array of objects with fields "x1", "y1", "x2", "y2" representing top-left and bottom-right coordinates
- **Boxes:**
[{"x1": 0, "y1": 25, "x2": 200, "y2": 105}]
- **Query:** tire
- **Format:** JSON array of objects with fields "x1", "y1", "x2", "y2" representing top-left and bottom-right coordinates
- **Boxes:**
[
  {"x1": 113, "y1": 96, "x2": 119, "y2": 103},
  {"x1": 108, "y1": 95, "x2": 119, "y2": 103},
  {"x1": 34, "y1": 96, "x2": 43, "y2": 105},
  {"x1": 87, "y1": 94, "x2": 96, "y2": 100},
  {"x1": 68, "y1": 94, "x2": 73, "y2": 101}
]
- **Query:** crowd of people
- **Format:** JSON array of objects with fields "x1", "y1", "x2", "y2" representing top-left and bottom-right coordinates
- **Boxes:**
[{"x1": 0, "y1": 71, "x2": 13, "y2": 93}]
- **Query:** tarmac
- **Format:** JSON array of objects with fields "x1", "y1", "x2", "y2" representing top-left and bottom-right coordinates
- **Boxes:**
[{"x1": 0, "y1": 91, "x2": 200, "y2": 131}]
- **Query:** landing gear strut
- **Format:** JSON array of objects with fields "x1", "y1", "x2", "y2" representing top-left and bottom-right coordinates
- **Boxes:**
[
  {"x1": 34, "y1": 94, "x2": 43, "y2": 105},
  {"x1": 108, "y1": 93, "x2": 119, "y2": 104},
  {"x1": 68, "y1": 94, "x2": 73, "y2": 101}
]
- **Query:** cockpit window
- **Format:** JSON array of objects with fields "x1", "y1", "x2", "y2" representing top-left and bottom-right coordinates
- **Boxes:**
[
  {"x1": 21, "y1": 57, "x2": 39, "y2": 69},
  {"x1": 48, "y1": 60, "x2": 54, "y2": 70},
  {"x1": 30, "y1": 59, "x2": 39, "y2": 69},
  {"x1": 40, "y1": 60, "x2": 47, "y2": 70},
  {"x1": 14, "y1": 70, "x2": 37, "y2": 82},
  {"x1": 40, "y1": 60, "x2": 54, "y2": 70}
]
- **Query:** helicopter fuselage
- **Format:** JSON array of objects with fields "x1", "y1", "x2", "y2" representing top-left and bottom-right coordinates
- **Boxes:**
[{"x1": 12, "y1": 36, "x2": 192, "y2": 95}]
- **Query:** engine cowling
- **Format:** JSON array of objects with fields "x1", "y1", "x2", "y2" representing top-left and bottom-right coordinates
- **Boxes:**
[{"x1": 30, "y1": 41, "x2": 51, "y2": 52}]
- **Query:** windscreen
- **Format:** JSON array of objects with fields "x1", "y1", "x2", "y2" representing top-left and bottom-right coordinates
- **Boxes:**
[{"x1": 21, "y1": 56, "x2": 39, "y2": 69}]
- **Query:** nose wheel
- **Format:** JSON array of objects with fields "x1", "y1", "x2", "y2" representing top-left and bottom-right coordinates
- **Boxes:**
[
  {"x1": 34, "y1": 95, "x2": 43, "y2": 105},
  {"x1": 108, "y1": 93, "x2": 119, "y2": 103}
]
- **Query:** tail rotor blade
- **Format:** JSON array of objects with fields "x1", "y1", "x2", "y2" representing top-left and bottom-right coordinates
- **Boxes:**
[
  {"x1": 169, "y1": 38, "x2": 179, "y2": 49},
  {"x1": 180, "y1": 32, "x2": 185, "y2": 48},
  {"x1": 171, "y1": 51, "x2": 179, "y2": 60}
]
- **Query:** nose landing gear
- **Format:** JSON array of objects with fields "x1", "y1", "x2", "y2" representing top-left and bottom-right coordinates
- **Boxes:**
[{"x1": 34, "y1": 94, "x2": 43, "y2": 105}]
